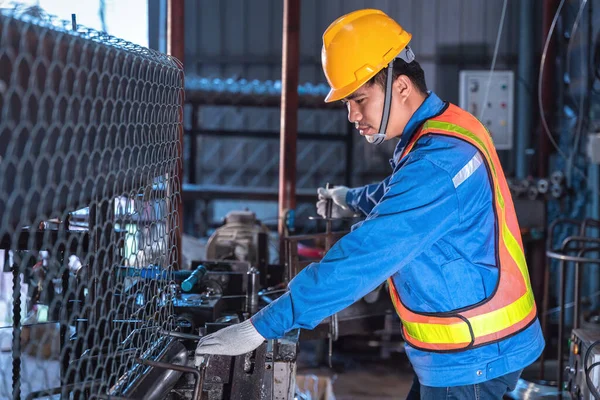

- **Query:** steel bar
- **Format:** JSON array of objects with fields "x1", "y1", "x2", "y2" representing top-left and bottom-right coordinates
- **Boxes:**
[
  {"x1": 135, "y1": 357, "x2": 203, "y2": 400},
  {"x1": 159, "y1": 329, "x2": 203, "y2": 341},
  {"x1": 25, "y1": 380, "x2": 102, "y2": 400},
  {"x1": 539, "y1": 0, "x2": 560, "y2": 177},
  {"x1": 278, "y1": 0, "x2": 301, "y2": 258},
  {"x1": 168, "y1": 0, "x2": 185, "y2": 269},
  {"x1": 12, "y1": 264, "x2": 20, "y2": 400}
]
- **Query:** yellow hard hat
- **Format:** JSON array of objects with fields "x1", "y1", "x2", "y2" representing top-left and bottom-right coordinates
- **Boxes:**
[{"x1": 321, "y1": 9, "x2": 412, "y2": 103}]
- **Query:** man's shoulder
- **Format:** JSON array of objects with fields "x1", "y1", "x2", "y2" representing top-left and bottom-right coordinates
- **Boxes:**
[{"x1": 408, "y1": 134, "x2": 480, "y2": 178}]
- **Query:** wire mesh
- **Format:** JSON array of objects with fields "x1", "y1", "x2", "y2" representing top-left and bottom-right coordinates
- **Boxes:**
[{"x1": 0, "y1": 5, "x2": 183, "y2": 399}]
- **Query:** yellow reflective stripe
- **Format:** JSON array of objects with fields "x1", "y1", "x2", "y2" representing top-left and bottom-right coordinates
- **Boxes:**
[
  {"x1": 396, "y1": 120, "x2": 536, "y2": 346},
  {"x1": 402, "y1": 290, "x2": 535, "y2": 344},
  {"x1": 422, "y1": 120, "x2": 497, "y2": 177},
  {"x1": 403, "y1": 317, "x2": 472, "y2": 344},
  {"x1": 423, "y1": 120, "x2": 529, "y2": 278},
  {"x1": 502, "y1": 221, "x2": 533, "y2": 291},
  {"x1": 468, "y1": 291, "x2": 535, "y2": 337}
]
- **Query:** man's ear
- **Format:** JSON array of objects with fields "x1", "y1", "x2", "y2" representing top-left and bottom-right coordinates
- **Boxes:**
[{"x1": 394, "y1": 75, "x2": 412, "y2": 102}]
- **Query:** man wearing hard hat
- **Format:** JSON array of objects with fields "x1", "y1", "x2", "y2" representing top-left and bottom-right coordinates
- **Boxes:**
[{"x1": 196, "y1": 9, "x2": 544, "y2": 399}]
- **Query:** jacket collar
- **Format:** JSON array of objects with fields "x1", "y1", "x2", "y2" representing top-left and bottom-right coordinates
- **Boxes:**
[{"x1": 390, "y1": 91, "x2": 446, "y2": 169}]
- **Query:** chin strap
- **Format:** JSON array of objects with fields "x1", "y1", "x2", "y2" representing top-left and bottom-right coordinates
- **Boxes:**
[
  {"x1": 367, "y1": 46, "x2": 415, "y2": 145},
  {"x1": 367, "y1": 59, "x2": 394, "y2": 145}
]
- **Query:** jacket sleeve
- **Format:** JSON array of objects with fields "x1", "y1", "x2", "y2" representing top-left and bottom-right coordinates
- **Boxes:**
[
  {"x1": 345, "y1": 176, "x2": 392, "y2": 216},
  {"x1": 251, "y1": 156, "x2": 460, "y2": 339}
]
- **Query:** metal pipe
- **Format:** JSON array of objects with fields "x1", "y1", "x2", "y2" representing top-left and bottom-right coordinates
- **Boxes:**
[
  {"x1": 181, "y1": 265, "x2": 208, "y2": 292},
  {"x1": 345, "y1": 122, "x2": 354, "y2": 186},
  {"x1": 12, "y1": 262, "x2": 21, "y2": 400},
  {"x1": 167, "y1": 0, "x2": 185, "y2": 269},
  {"x1": 278, "y1": 0, "x2": 301, "y2": 258},
  {"x1": 557, "y1": 258, "x2": 565, "y2": 396},
  {"x1": 538, "y1": 0, "x2": 560, "y2": 177},
  {"x1": 325, "y1": 183, "x2": 333, "y2": 251},
  {"x1": 539, "y1": 218, "x2": 579, "y2": 380},
  {"x1": 135, "y1": 357, "x2": 203, "y2": 400},
  {"x1": 580, "y1": 218, "x2": 600, "y2": 310},
  {"x1": 25, "y1": 380, "x2": 102, "y2": 400},
  {"x1": 159, "y1": 329, "x2": 202, "y2": 341},
  {"x1": 108, "y1": 338, "x2": 187, "y2": 400},
  {"x1": 246, "y1": 267, "x2": 260, "y2": 315},
  {"x1": 516, "y1": 0, "x2": 534, "y2": 179}
]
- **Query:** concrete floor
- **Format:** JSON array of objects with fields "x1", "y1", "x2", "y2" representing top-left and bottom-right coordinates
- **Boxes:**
[{"x1": 297, "y1": 338, "x2": 414, "y2": 400}]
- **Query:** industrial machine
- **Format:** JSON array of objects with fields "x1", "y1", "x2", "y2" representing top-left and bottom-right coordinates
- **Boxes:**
[
  {"x1": 104, "y1": 257, "x2": 299, "y2": 400},
  {"x1": 567, "y1": 329, "x2": 600, "y2": 399}
]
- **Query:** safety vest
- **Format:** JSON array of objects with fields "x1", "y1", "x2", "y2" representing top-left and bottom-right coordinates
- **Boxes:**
[{"x1": 387, "y1": 103, "x2": 537, "y2": 352}]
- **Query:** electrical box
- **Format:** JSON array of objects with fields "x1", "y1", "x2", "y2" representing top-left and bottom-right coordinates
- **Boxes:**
[{"x1": 459, "y1": 70, "x2": 514, "y2": 150}]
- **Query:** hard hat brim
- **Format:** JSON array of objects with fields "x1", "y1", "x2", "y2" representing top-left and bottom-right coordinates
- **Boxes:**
[{"x1": 323, "y1": 73, "x2": 373, "y2": 103}]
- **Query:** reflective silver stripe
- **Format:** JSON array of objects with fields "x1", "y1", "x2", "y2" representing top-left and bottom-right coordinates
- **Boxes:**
[{"x1": 453, "y1": 153, "x2": 483, "y2": 188}]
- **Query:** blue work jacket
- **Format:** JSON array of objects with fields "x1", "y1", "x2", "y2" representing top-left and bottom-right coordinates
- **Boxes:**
[{"x1": 251, "y1": 92, "x2": 545, "y2": 387}]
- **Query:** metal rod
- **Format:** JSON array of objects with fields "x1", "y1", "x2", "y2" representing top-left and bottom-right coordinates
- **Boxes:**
[
  {"x1": 25, "y1": 380, "x2": 101, "y2": 400},
  {"x1": 345, "y1": 122, "x2": 354, "y2": 187},
  {"x1": 135, "y1": 357, "x2": 204, "y2": 400},
  {"x1": 189, "y1": 107, "x2": 197, "y2": 184},
  {"x1": 325, "y1": 183, "x2": 333, "y2": 251},
  {"x1": 258, "y1": 288, "x2": 287, "y2": 296},
  {"x1": 539, "y1": 0, "x2": 560, "y2": 177},
  {"x1": 557, "y1": 258, "x2": 565, "y2": 395},
  {"x1": 246, "y1": 267, "x2": 260, "y2": 315},
  {"x1": 546, "y1": 250, "x2": 600, "y2": 264},
  {"x1": 575, "y1": 257, "x2": 582, "y2": 330},
  {"x1": 516, "y1": 0, "x2": 534, "y2": 179},
  {"x1": 12, "y1": 263, "x2": 21, "y2": 400},
  {"x1": 278, "y1": 0, "x2": 301, "y2": 258},
  {"x1": 284, "y1": 231, "x2": 349, "y2": 242},
  {"x1": 159, "y1": 329, "x2": 202, "y2": 341},
  {"x1": 541, "y1": 219, "x2": 587, "y2": 380},
  {"x1": 167, "y1": 0, "x2": 184, "y2": 269}
]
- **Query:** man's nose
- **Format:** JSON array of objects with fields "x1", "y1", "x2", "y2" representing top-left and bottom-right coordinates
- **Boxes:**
[{"x1": 347, "y1": 102, "x2": 362, "y2": 124}]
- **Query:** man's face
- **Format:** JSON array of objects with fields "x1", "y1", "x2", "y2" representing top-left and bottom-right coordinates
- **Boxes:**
[{"x1": 342, "y1": 77, "x2": 414, "y2": 141}]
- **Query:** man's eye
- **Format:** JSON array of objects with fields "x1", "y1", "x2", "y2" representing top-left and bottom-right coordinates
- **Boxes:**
[{"x1": 356, "y1": 98, "x2": 365, "y2": 104}]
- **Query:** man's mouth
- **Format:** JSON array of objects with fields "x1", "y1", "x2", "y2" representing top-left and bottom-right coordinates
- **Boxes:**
[{"x1": 355, "y1": 123, "x2": 373, "y2": 136}]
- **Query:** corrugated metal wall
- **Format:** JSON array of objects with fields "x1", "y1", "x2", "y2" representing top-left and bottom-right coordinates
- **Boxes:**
[
  {"x1": 184, "y1": 0, "x2": 520, "y2": 100},
  {"x1": 176, "y1": 0, "x2": 522, "y2": 232}
]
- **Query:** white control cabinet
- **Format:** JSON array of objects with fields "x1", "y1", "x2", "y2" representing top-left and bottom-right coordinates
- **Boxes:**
[{"x1": 459, "y1": 70, "x2": 514, "y2": 150}]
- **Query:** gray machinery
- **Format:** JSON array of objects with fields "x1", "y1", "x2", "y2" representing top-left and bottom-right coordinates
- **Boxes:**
[
  {"x1": 104, "y1": 259, "x2": 298, "y2": 400},
  {"x1": 206, "y1": 210, "x2": 270, "y2": 265},
  {"x1": 567, "y1": 329, "x2": 600, "y2": 399}
]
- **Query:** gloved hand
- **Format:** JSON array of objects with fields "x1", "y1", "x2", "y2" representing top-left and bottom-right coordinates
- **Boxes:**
[
  {"x1": 316, "y1": 186, "x2": 356, "y2": 218},
  {"x1": 194, "y1": 319, "x2": 265, "y2": 361}
]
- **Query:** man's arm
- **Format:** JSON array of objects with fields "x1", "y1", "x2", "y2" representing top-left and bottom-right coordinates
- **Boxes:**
[
  {"x1": 251, "y1": 157, "x2": 460, "y2": 339},
  {"x1": 345, "y1": 176, "x2": 392, "y2": 216}
]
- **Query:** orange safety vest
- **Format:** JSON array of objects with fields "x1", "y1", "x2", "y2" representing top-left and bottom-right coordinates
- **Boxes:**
[{"x1": 387, "y1": 103, "x2": 537, "y2": 352}]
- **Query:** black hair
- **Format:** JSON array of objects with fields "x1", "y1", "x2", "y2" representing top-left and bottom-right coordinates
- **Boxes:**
[{"x1": 366, "y1": 58, "x2": 428, "y2": 95}]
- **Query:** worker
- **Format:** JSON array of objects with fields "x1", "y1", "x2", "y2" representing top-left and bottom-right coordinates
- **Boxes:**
[{"x1": 195, "y1": 9, "x2": 545, "y2": 399}]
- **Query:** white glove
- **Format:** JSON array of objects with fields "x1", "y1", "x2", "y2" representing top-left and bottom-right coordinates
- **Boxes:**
[
  {"x1": 194, "y1": 319, "x2": 265, "y2": 361},
  {"x1": 316, "y1": 186, "x2": 356, "y2": 218}
]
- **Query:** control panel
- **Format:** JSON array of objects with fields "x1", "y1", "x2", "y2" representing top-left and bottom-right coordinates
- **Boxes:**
[
  {"x1": 567, "y1": 328, "x2": 600, "y2": 399},
  {"x1": 459, "y1": 70, "x2": 514, "y2": 150}
]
